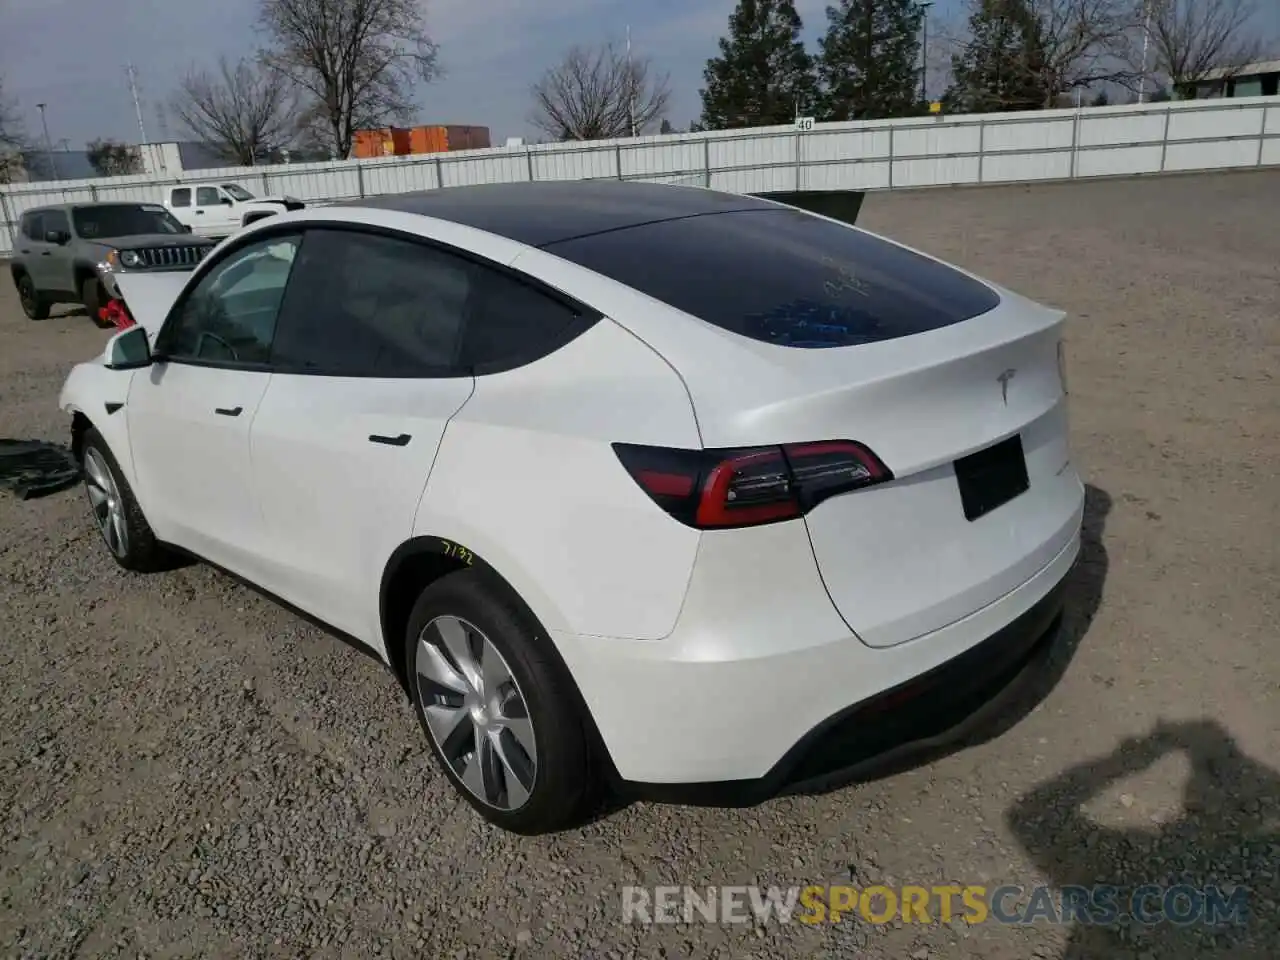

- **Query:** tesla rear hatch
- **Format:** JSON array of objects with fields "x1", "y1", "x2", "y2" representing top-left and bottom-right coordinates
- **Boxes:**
[{"x1": 549, "y1": 205, "x2": 1082, "y2": 649}]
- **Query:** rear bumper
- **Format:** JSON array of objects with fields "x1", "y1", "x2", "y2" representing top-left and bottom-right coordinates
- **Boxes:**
[
  {"x1": 555, "y1": 520, "x2": 1080, "y2": 793},
  {"x1": 625, "y1": 570, "x2": 1067, "y2": 807}
]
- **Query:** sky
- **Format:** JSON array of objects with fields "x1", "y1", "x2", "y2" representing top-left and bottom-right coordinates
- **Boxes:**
[
  {"x1": 3, "y1": 0, "x2": 1278, "y2": 151},
  {"x1": 0, "y1": 0, "x2": 960, "y2": 149}
]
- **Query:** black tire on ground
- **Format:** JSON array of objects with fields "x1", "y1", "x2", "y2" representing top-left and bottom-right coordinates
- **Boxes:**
[
  {"x1": 81, "y1": 277, "x2": 113, "y2": 328},
  {"x1": 80, "y1": 427, "x2": 172, "y2": 573},
  {"x1": 403, "y1": 569, "x2": 598, "y2": 834},
  {"x1": 16, "y1": 273, "x2": 50, "y2": 320}
]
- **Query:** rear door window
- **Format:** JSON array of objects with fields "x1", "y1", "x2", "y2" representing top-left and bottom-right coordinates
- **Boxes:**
[
  {"x1": 459, "y1": 268, "x2": 596, "y2": 374},
  {"x1": 171, "y1": 188, "x2": 192, "y2": 208},
  {"x1": 542, "y1": 208, "x2": 1001, "y2": 348},
  {"x1": 271, "y1": 228, "x2": 472, "y2": 377}
]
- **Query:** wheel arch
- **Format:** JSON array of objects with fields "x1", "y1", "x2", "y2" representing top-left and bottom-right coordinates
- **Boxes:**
[
  {"x1": 59, "y1": 364, "x2": 138, "y2": 489},
  {"x1": 70, "y1": 409, "x2": 94, "y2": 461},
  {"x1": 72, "y1": 260, "x2": 101, "y2": 288},
  {"x1": 380, "y1": 535, "x2": 547, "y2": 696},
  {"x1": 378, "y1": 535, "x2": 618, "y2": 782}
]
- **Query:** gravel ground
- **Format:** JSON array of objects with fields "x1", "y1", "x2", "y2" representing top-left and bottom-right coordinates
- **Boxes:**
[{"x1": 1, "y1": 170, "x2": 1277, "y2": 960}]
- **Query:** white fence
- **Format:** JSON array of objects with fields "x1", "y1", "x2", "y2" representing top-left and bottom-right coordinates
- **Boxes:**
[{"x1": 2, "y1": 96, "x2": 1277, "y2": 257}]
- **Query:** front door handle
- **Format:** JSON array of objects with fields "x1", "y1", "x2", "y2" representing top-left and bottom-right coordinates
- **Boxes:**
[
  {"x1": 369, "y1": 433, "x2": 411, "y2": 447},
  {"x1": 215, "y1": 406, "x2": 243, "y2": 417}
]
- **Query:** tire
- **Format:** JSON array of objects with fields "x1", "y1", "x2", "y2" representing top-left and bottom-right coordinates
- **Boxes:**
[
  {"x1": 81, "y1": 277, "x2": 113, "y2": 328},
  {"x1": 80, "y1": 427, "x2": 171, "y2": 573},
  {"x1": 404, "y1": 569, "x2": 597, "y2": 834},
  {"x1": 16, "y1": 272, "x2": 50, "y2": 320}
]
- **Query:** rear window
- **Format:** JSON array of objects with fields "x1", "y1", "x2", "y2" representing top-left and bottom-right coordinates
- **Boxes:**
[{"x1": 543, "y1": 208, "x2": 1001, "y2": 348}]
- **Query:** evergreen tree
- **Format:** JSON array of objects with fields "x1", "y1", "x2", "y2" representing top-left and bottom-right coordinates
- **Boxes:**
[
  {"x1": 943, "y1": 0, "x2": 1048, "y2": 114},
  {"x1": 700, "y1": 0, "x2": 818, "y2": 130},
  {"x1": 817, "y1": 0, "x2": 924, "y2": 121}
]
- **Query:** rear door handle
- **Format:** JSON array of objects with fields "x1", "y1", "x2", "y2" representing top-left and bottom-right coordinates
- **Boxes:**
[
  {"x1": 369, "y1": 433, "x2": 411, "y2": 447},
  {"x1": 215, "y1": 406, "x2": 243, "y2": 417},
  {"x1": 41, "y1": 251, "x2": 52, "y2": 256}
]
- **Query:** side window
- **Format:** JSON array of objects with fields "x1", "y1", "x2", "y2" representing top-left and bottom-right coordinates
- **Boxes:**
[
  {"x1": 272, "y1": 228, "x2": 472, "y2": 377},
  {"x1": 43, "y1": 210, "x2": 69, "y2": 236},
  {"x1": 196, "y1": 186, "x2": 221, "y2": 206},
  {"x1": 22, "y1": 213, "x2": 43, "y2": 240},
  {"x1": 171, "y1": 188, "x2": 191, "y2": 208},
  {"x1": 157, "y1": 234, "x2": 302, "y2": 367},
  {"x1": 460, "y1": 268, "x2": 590, "y2": 373}
]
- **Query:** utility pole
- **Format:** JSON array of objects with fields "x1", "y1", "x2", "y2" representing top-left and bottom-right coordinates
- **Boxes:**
[
  {"x1": 126, "y1": 63, "x2": 149, "y2": 143},
  {"x1": 626, "y1": 25, "x2": 637, "y2": 137},
  {"x1": 36, "y1": 103, "x2": 59, "y2": 180},
  {"x1": 920, "y1": 1, "x2": 934, "y2": 104},
  {"x1": 1138, "y1": 0, "x2": 1153, "y2": 103}
]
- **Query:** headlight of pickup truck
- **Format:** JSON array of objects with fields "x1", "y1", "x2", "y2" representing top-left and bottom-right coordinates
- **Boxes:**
[{"x1": 120, "y1": 250, "x2": 143, "y2": 268}]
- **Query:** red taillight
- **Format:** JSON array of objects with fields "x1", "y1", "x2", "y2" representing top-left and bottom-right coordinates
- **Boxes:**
[{"x1": 613, "y1": 440, "x2": 892, "y2": 530}]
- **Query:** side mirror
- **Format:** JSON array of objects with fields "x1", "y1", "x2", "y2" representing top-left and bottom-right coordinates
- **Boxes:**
[
  {"x1": 221, "y1": 197, "x2": 234, "y2": 206},
  {"x1": 104, "y1": 325, "x2": 153, "y2": 370},
  {"x1": 45, "y1": 229, "x2": 69, "y2": 244},
  {"x1": 182, "y1": 224, "x2": 193, "y2": 233}
]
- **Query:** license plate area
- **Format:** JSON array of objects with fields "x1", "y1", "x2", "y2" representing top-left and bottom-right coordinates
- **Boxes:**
[{"x1": 954, "y1": 434, "x2": 1030, "y2": 521}]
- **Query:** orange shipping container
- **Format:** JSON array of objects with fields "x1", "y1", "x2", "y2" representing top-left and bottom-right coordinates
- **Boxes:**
[
  {"x1": 407, "y1": 126, "x2": 449, "y2": 154},
  {"x1": 353, "y1": 127, "x2": 413, "y2": 158},
  {"x1": 356, "y1": 124, "x2": 493, "y2": 158},
  {"x1": 444, "y1": 125, "x2": 492, "y2": 150},
  {"x1": 352, "y1": 129, "x2": 384, "y2": 159}
]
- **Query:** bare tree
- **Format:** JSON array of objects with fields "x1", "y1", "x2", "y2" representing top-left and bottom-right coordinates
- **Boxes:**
[
  {"x1": 1032, "y1": 0, "x2": 1141, "y2": 105},
  {"x1": 173, "y1": 57, "x2": 300, "y2": 165},
  {"x1": 0, "y1": 76, "x2": 26, "y2": 183},
  {"x1": 1139, "y1": 0, "x2": 1262, "y2": 93},
  {"x1": 257, "y1": 0, "x2": 441, "y2": 159},
  {"x1": 531, "y1": 41, "x2": 671, "y2": 141}
]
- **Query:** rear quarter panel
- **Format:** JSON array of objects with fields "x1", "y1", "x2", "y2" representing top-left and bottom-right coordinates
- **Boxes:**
[{"x1": 416, "y1": 317, "x2": 703, "y2": 642}]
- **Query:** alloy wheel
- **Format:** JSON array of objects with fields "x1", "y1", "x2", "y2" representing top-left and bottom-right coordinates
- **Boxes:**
[
  {"x1": 83, "y1": 448, "x2": 128, "y2": 557},
  {"x1": 415, "y1": 615, "x2": 538, "y2": 810}
]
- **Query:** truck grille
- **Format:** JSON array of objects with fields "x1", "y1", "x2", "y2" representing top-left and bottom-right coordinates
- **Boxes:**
[{"x1": 136, "y1": 245, "x2": 209, "y2": 268}]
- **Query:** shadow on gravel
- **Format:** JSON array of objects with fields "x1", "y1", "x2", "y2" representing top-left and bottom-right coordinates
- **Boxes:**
[{"x1": 1007, "y1": 719, "x2": 1280, "y2": 958}]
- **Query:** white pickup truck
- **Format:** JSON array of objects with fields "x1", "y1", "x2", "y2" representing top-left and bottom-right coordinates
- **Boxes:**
[{"x1": 162, "y1": 182, "x2": 306, "y2": 239}]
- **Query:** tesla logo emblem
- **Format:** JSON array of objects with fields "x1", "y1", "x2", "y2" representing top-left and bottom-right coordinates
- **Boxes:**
[{"x1": 997, "y1": 368, "x2": 1017, "y2": 405}]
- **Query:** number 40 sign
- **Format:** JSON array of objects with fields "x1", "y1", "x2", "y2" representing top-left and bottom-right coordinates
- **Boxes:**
[{"x1": 795, "y1": 117, "x2": 816, "y2": 132}]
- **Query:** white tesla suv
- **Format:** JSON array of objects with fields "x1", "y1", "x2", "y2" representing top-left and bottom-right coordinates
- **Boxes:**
[{"x1": 59, "y1": 181, "x2": 1084, "y2": 834}]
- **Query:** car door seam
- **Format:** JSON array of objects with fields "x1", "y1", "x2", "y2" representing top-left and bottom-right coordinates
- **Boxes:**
[
  {"x1": 409, "y1": 374, "x2": 478, "y2": 535},
  {"x1": 244, "y1": 373, "x2": 276, "y2": 534}
]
